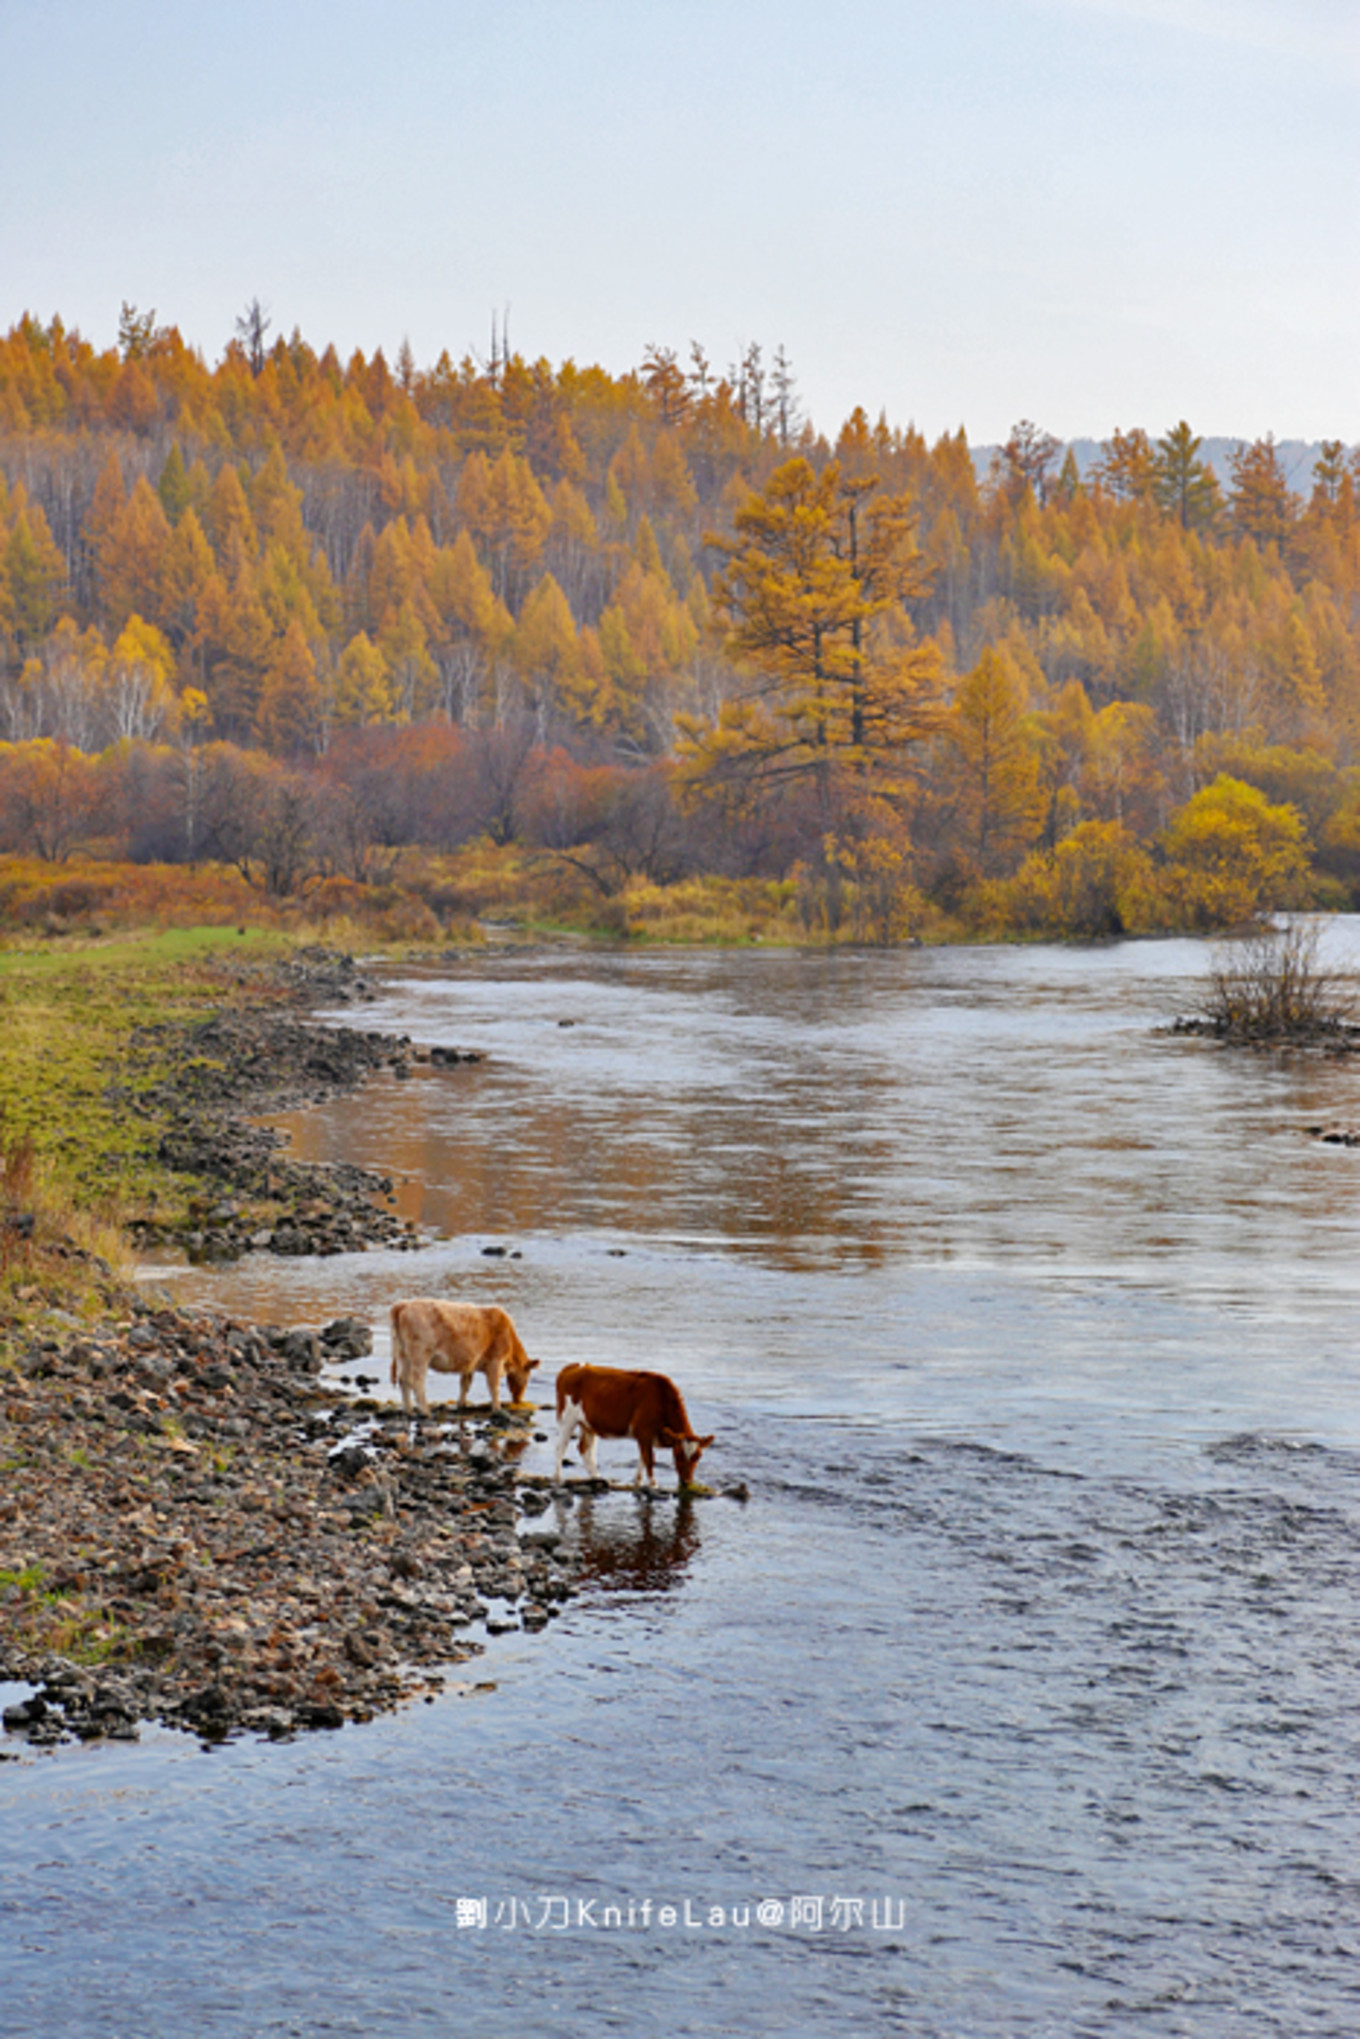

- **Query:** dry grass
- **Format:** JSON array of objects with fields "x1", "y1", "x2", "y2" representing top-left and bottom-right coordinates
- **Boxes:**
[
  {"x1": 0, "y1": 1119, "x2": 134, "y2": 1345},
  {"x1": 621, "y1": 876, "x2": 797, "y2": 943}
]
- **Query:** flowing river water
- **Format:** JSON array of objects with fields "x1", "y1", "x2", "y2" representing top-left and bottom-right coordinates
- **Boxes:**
[{"x1": 5, "y1": 930, "x2": 1360, "y2": 2037}]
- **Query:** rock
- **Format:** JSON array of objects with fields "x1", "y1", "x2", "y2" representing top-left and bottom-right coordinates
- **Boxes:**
[
  {"x1": 123, "y1": 973, "x2": 430, "y2": 1265},
  {"x1": 282, "y1": 1330, "x2": 322, "y2": 1368},
  {"x1": 297, "y1": 1701, "x2": 345, "y2": 1730},
  {"x1": 327, "y1": 1444, "x2": 370, "y2": 1479},
  {"x1": 320, "y1": 1317, "x2": 373, "y2": 1359}
]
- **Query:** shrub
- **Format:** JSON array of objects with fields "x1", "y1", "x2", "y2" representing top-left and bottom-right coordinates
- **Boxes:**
[
  {"x1": 992, "y1": 821, "x2": 1154, "y2": 938},
  {"x1": 1194, "y1": 918, "x2": 1358, "y2": 1041},
  {"x1": 1160, "y1": 775, "x2": 1311, "y2": 928}
]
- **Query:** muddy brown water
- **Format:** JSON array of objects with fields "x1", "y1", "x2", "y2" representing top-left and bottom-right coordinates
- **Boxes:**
[{"x1": 4, "y1": 930, "x2": 1360, "y2": 2037}]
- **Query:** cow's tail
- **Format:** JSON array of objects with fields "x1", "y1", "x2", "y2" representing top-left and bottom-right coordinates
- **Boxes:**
[{"x1": 389, "y1": 1303, "x2": 405, "y2": 1387}]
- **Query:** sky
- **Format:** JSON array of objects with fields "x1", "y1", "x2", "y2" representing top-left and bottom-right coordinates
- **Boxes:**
[{"x1": 2, "y1": 0, "x2": 1356, "y2": 446}]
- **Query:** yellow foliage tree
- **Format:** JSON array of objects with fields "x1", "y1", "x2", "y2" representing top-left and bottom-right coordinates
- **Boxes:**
[
  {"x1": 595, "y1": 561, "x2": 698, "y2": 746},
  {"x1": 1000, "y1": 819, "x2": 1155, "y2": 938},
  {"x1": 514, "y1": 573, "x2": 582, "y2": 724},
  {"x1": 2, "y1": 504, "x2": 68, "y2": 649},
  {"x1": 378, "y1": 601, "x2": 439, "y2": 721},
  {"x1": 255, "y1": 618, "x2": 322, "y2": 756},
  {"x1": 104, "y1": 614, "x2": 179, "y2": 741},
  {"x1": 679, "y1": 457, "x2": 942, "y2": 819},
  {"x1": 1161, "y1": 775, "x2": 1310, "y2": 926},
  {"x1": 0, "y1": 738, "x2": 102, "y2": 860},
  {"x1": 161, "y1": 507, "x2": 217, "y2": 651},
  {"x1": 332, "y1": 631, "x2": 397, "y2": 727},
  {"x1": 945, "y1": 647, "x2": 1044, "y2": 873},
  {"x1": 1084, "y1": 700, "x2": 1164, "y2": 833}
]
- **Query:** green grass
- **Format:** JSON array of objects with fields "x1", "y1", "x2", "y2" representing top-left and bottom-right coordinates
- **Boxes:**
[
  {"x1": 0, "y1": 1562, "x2": 46, "y2": 1594},
  {"x1": 0, "y1": 928, "x2": 307, "y2": 1334},
  {"x1": 0, "y1": 923, "x2": 287, "y2": 976},
  {"x1": 0, "y1": 927, "x2": 291, "y2": 1181}
]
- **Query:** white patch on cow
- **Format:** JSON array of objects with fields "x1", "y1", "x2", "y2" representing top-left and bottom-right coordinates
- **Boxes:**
[{"x1": 553, "y1": 1398, "x2": 585, "y2": 1483}]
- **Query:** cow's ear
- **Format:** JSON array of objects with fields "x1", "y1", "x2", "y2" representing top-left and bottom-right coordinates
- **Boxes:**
[
  {"x1": 527, "y1": 1358, "x2": 540, "y2": 1372},
  {"x1": 698, "y1": 1435, "x2": 715, "y2": 1448}
]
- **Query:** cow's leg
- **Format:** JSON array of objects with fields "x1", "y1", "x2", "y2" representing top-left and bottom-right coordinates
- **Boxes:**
[
  {"x1": 486, "y1": 1362, "x2": 501, "y2": 1411},
  {"x1": 579, "y1": 1424, "x2": 601, "y2": 1478},
  {"x1": 392, "y1": 1314, "x2": 415, "y2": 1416},
  {"x1": 390, "y1": 1312, "x2": 407, "y2": 1412},
  {"x1": 457, "y1": 1370, "x2": 471, "y2": 1412},
  {"x1": 416, "y1": 1360, "x2": 430, "y2": 1418},
  {"x1": 634, "y1": 1437, "x2": 656, "y2": 1489},
  {"x1": 553, "y1": 1401, "x2": 583, "y2": 1482}
]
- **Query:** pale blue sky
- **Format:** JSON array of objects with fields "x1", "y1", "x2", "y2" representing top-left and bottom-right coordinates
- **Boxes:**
[{"x1": 4, "y1": 0, "x2": 1356, "y2": 443}]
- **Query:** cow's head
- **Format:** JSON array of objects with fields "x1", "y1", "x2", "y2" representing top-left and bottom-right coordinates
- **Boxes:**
[
  {"x1": 668, "y1": 1431, "x2": 714, "y2": 1487},
  {"x1": 507, "y1": 1356, "x2": 540, "y2": 1405}
]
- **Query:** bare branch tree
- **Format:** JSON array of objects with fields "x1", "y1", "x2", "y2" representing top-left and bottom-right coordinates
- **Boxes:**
[
  {"x1": 771, "y1": 346, "x2": 801, "y2": 448},
  {"x1": 118, "y1": 303, "x2": 157, "y2": 362},
  {"x1": 235, "y1": 298, "x2": 272, "y2": 377},
  {"x1": 998, "y1": 420, "x2": 1061, "y2": 503}
]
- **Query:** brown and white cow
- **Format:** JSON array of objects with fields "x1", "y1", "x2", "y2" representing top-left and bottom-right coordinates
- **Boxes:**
[
  {"x1": 389, "y1": 1299, "x2": 538, "y2": 1417},
  {"x1": 553, "y1": 1363, "x2": 714, "y2": 1490}
]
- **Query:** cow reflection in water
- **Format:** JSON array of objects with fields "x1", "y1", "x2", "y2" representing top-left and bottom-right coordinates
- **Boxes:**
[{"x1": 569, "y1": 1493, "x2": 701, "y2": 1594}]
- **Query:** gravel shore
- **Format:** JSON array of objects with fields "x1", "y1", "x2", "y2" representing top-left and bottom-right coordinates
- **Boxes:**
[
  {"x1": 122, "y1": 947, "x2": 433, "y2": 1264},
  {"x1": 1, "y1": 1306, "x2": 573, "y2": 1746}
]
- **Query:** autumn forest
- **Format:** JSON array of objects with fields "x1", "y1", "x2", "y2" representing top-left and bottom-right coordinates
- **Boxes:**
[{"x1": 1, "y1": 304, "x2": 1358, "y2": 943}]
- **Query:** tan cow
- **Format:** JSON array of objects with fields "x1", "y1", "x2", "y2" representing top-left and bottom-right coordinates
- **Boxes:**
[
  {"x1": 389, "y1": 1299, "x2": 538, "y2": 1417},
  {"x1": 553, "y1": 1363, "x2": 714, "y2": 1490}
]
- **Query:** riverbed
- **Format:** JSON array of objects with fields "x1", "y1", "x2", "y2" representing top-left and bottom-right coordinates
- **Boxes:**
[{"x1": 4, "y1": 930, "x2": 1359, "y2": 2037}]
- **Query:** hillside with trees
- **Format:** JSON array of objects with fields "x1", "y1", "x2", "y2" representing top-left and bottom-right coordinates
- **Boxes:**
[{"x1": 1, "y1": 304, "x2": 1358, "y2": 941}]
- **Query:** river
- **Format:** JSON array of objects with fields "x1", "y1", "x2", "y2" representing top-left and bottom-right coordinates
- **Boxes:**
[{"x1": 4, "y1": 930, "x2": 1360, "y2": 2036}]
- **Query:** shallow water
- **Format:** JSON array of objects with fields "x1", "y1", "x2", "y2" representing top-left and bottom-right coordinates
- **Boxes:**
[{"x1": 5, "y1": 930, "x2": 1360, "y2": 2036}]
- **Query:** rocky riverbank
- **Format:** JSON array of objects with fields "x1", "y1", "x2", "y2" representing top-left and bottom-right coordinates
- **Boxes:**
[
  {"x1": 119, "y1": 947, "x2": 440, "y2": 1264},
  {"x1": 1, "y1": 1299, "x2": 577, "y2": 1748},
  {"x1": 1, "y1": 944, "x2": 576, "y2": 1750}
]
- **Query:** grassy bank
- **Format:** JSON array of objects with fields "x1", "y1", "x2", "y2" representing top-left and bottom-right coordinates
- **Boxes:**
[{"x1": 0, "y1": 927, "x2": 300, "y2": 1337}]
